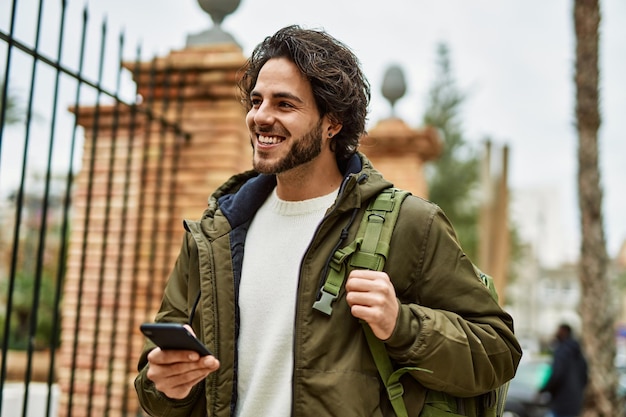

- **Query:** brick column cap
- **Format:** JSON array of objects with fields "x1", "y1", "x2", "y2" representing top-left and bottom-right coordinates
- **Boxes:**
[
  {"x1": 122, "y1": 43, "x2": 246, "y2": 73},
  {"x1": 363, "y1": 117, "x2": 442, "y2": 161}
]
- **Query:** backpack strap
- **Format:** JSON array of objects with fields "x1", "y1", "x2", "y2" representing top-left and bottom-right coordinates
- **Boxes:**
[
  {"x1": 350, "y1": 187, "x2": 406, "y2": 270},
  {"x1": 315, "y1": 188, "x2": 428, "y2": 417},
  {"x1": 313, "y1": 188, "x2": 410, "y2": 315},
  {"x1": 348, "y1": 188, "x2": 416, "y2": 417}
]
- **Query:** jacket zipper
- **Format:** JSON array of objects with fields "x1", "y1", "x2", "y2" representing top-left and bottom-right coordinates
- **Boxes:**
[
  {"x1": 185, "y1": 221, "x2": 221, "y2": 417},
  {"x1": 289, "y1": 172, "x2": 367, "y2": 415}
]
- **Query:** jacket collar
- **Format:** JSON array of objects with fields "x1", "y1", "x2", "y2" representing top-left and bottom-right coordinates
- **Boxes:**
[{"x1": 202, "y1": 152, "x2": 392, "y2": 231}]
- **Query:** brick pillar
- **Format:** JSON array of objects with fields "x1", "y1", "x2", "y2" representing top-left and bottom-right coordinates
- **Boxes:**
[
  {"x1": 128, "y1": 44, "x2": 251, "y2": 220},
  {"x1": 361, "y1": 117, "x2": 441, "y2": 199},
  {"x1": 58, "y1": 43, "x2": 248, "y2": 417},
  {"x1": 478, "y1": 142, "x2": 510, "y2": 304}
]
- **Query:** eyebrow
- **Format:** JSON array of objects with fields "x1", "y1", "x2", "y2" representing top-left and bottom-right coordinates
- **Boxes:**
[{"x1": 250, "y1": 90, "x2": 305, "y2": 104}]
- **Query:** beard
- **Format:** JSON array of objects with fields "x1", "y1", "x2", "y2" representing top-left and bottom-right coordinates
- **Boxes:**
[{"x1": 253, "y1": 119, "x2": 323, "y2": 175}]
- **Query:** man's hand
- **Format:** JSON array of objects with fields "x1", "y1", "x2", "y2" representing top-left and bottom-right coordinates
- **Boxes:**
[
  {"x1": 345, "y1": 269, "x2": 399, "y2": 340},
  {"x1": 146, "y1": 326, "x2": 220, "y2": 399}
]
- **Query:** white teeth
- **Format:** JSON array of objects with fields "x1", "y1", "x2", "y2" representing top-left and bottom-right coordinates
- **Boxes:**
[{"x1": 258, "y1": 135, "x2": 283, "y2": 145}]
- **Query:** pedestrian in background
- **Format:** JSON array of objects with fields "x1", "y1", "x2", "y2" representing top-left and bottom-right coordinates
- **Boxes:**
[{"x1": 540, "y1": 323, "x2": 589, "y2": 417}]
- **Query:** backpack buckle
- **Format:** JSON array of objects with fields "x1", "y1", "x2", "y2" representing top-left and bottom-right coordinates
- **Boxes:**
[
  {"x1": 312, "y1": 289, "x2": 337, "y2": 316},
  {"x1": 386, "y1": 381, "x2": 404, "y2": 401}
]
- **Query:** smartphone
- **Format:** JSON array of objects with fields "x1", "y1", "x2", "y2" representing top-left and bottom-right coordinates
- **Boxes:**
[{"x1": 140, "y1": 323, "x2": 212, "y2": 356}]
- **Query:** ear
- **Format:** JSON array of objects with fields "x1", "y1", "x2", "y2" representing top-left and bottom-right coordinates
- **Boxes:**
[{"x1": 324, "y1": 116, "x2": 343, "y2": 139}]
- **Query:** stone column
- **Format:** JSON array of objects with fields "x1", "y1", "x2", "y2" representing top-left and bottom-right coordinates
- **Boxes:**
[
  {"x1": 57, "y1": 43, "x2": 248, "y2": 417},
  {"x1": 478, "y1": 141, "x2": 510, "y2": 303},
  {"x1": 126, "y1": 44, "x2": 250, "y2": 219}
]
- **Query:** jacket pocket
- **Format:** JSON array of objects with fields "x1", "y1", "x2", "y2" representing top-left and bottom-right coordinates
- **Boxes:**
[
  {"x1": 418, "y1": 390, "x2": 466, "y2": 417},
  {"x1": 419, "y1": 403, "x2": 465, "y2": 417},
  {"x1": 419, "y1": 390, "x2": 498, "y2": 417},
  {"x1": 295, "y1": 368, "x2": 384, "y2": 416}
]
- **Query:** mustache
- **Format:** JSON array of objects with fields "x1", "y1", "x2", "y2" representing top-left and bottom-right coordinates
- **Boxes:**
[{"x1": 255, "y1": 126, "x2": 288, "y2": 137}]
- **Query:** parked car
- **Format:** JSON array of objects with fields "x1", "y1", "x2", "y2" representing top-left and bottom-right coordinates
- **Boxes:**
[
  {"x1": 503, "y1": 357, "x2": 551, "y2": 417},
  {"x1": 618, "y1": 366, "x2": 626, "y2": 400}
]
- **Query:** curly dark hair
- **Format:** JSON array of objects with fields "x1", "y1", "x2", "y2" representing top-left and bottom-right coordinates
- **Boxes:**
[{"x1": 237, "y1": 25, "x2": 371, "y2": 161}]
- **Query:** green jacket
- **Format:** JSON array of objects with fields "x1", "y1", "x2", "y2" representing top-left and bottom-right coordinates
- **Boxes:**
[{"x1": 135, "y1": 153, "x2": 522, "y2": 417}]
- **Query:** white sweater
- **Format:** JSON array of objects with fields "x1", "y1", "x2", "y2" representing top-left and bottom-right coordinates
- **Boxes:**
[{"x1": 236, "y1": 187, "x2": 337, "y2": 417}]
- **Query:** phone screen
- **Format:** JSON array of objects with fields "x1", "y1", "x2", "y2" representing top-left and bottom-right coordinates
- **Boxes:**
[{"x1": 140, "y1": 323, "x2": 212, "y2": 356}]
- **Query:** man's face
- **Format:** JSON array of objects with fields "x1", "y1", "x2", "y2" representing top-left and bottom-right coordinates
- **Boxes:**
[{"x1": 246, "y1": 57, "x2": 330, "y2": 175}]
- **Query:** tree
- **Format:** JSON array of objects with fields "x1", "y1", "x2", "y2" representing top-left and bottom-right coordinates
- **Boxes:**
[
  {"x1": 573, "y1": 1, "x2": 620, "y2": 416},
  {"x1": 423, "y1": 43, "x2": 481, "y2": 260}
]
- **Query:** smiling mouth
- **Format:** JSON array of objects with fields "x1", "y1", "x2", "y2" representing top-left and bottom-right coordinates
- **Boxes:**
[{"x1": 257, "y1": 135, "x2": 285, "y2": 145}]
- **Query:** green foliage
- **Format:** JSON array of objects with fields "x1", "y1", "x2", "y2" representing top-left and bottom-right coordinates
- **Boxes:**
[
  {"x1": 0, "y1": 269, "x2": 60, "y2": 351},
  {"x1": 503, "y1": 220, "x2": 530, "y2": 290},
  {"x1": 423, "y1": 43, "x2": 481, "y2": 259},
  {"x1": 1, "y1": 79, "x2": 22, "y2": 125},
  {"x1": 0, "y1": 183, "x2": 67, "y2": 351}
]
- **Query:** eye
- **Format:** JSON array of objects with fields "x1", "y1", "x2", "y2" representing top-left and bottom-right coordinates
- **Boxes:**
[
  {"x1": 250, "y1": 97, "x2": 262, "y2": 107},
  {"x1": 278, "y1": 101, "x2": 294, "y2": 109}
]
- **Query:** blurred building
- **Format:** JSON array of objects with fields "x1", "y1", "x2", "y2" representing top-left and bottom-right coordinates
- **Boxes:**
[
  {"x1": 504, "y1": 243, "x2": 580, "y2": 354},
  {"x1": 509, "y1": 186, "x2": 577, "y2": 268},
  {"x1": 506, "y1": 185, "x2": 625, "y2": 353}
]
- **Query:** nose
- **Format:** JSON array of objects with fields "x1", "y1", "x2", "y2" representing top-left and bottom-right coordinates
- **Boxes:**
[{"x1": 251, "y1": 101, "x2": 274, "y2": 127}]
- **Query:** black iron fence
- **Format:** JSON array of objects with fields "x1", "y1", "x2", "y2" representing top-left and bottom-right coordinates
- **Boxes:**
[{"x1": 1, "y1": 0, "x2": 190, "y2": 415}]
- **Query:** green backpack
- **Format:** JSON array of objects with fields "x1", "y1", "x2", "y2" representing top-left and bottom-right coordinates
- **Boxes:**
[{"x1": 313, "y1": 187, "x2": 509, "y2": 417}]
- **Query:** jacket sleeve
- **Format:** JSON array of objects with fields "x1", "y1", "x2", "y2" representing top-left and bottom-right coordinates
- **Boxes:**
[
  {"x1": 383, "y1": 197, "x2": 522, "y2": 397},
  {"x1": 134, "y1": 232, "x2": 207, "y2": 416}
]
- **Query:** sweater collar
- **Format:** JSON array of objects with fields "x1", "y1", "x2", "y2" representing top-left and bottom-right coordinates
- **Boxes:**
[{"x1": 205, "y1": 152, "x2": 392, "y2": 230}]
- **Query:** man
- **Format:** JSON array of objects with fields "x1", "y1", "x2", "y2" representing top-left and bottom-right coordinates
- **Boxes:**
[
  {"x1": 135, "y1": 25, "x2": 522, "y2": 417},
  {"x1": 540, "y1": 324, "x2": 588, "y2": 417}
]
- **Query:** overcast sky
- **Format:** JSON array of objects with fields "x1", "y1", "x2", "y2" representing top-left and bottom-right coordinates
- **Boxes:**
[{"x1": 2, "y1": 0, "x2": 625, "y2": 263}]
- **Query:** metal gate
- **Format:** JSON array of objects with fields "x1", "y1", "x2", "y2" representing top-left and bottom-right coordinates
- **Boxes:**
[{"x1": 1, "y1": 1, "x2": 191, "y2": 415}]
